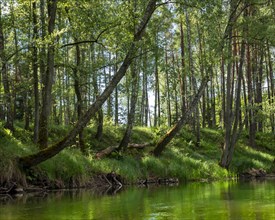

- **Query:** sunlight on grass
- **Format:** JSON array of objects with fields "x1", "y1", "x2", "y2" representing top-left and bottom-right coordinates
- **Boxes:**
[{"x1": 0, "y1": 122, "x2": 273, "y2": 186}]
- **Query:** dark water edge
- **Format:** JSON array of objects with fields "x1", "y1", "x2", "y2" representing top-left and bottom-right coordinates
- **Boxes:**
[{"x1": 1, "y1": 179, "x2": 275, "y2": 220}]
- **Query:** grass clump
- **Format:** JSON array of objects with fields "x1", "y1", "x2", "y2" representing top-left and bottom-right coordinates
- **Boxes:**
[
  {"x1": 38, "y1": 148, "x2": 92, "y2": 187},
  {"x1": 90, "y1": 155, "x2": 144, "y2": 182},
  {"x1": 0, "y1": 125, "x2": 32, "y2": 185}
]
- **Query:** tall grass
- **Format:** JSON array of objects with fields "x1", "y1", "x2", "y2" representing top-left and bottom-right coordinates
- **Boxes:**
[
  {"x1": 0, "y1": 121, "x2": 274, "y2": 187},
  {"x1": 0, "y1": 126, "x2": 32, "y2": 185}
]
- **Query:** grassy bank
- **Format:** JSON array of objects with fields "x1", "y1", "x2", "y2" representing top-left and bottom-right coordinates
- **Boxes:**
[{"x1": 0, "y1": 121, "x2": 274, "y2": 188}]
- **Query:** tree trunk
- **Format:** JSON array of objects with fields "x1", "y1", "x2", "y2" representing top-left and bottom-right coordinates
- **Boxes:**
[
  {"x1": 152, "y1": 78, "x2": 208, "y2": 156},
  {"x1": 107, "y1": 52, "x2": 113, "y2": 119},
  {"x1": 0, "y1": 4, "x2": 14, "y2": 132},
  {"x1": 32, "y1": 1, "x2": 40, "y2": 143},
  {"x1": 220, "y1": 4, "x2": 246, "y2": 168},
  {"x1": 211, "y1": 67, "x2": 216, "y2": 127},
  {"x1": 266, "y1": 42, "x2": 274, "y2": 134},
  {"x1": 185, "y1": 8, "x2": 200, "y2": 146},
  {"x1": 118, "y1": 59, "x2": 139, "y2": 151},
  {"x1": 141, "y1": 53, "x2": 149, "y2": 126},
  {"x1": 165, "y1": 48, "x2": 171, "y2": 127},
  {"x1": 73, "y1": 45, "x2": 85, "y2": 150},
  {"x1": 179, "y1": 18, "x2": 186, "y2": 115},
  {"x1": 114, "y1": 51, "x2": 119, "y2": 126},
  {"x1": 10, "y1": 2, "x2": 21, "y2": 125},
  {"x1": 255, "y1": 49, "x2": 263, "y2": 132},
  {"x1": 220, "y1": 54, "x2": 226, "y2": 128},
  {"x1": 65, "y1": 7, "x2": 85, "y2": 150},
  {"x1": 18, "y1": 0, "x2": 158, "y2": 169},
  {"x1": 246, "y1": 43, "x2": 256, "y2": 147},
  {"x1": 95, "y1": 108, "x2": 103, "y2": 140},
  {"x1": 197, "y1": 22, "x2": 206, "y2": 128},
  {"x1": 38, "y1": 0, "x2": 57, "y2": 149},
  {"x1": 154, "y1": 34, "x2": 160, "y2": 127},
  {"x1": 92, "y1": 46, "x2": 104, "y2": 141}
]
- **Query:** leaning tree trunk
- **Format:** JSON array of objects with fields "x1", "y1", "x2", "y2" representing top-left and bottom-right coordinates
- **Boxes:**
[
  {"x1": 18, "y1": 0, "x2": 158, "y2": 169},
  {"x1": 152, "y1": 77, "x2": 208, "y2": 156}
]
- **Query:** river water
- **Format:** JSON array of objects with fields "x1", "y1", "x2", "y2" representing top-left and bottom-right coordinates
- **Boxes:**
[{"x1": 0, "y1": 180, "x2": 275, "y2": 219}]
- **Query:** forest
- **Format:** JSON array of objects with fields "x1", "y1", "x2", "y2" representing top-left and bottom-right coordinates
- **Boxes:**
[{"x1": 0, "y1": 0, "x2": 275, "y2": 188}]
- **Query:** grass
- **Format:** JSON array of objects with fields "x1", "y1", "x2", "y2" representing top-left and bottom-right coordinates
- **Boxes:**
[{"x1": 0, "y1": 121, "x2": 274, "y2": 187}]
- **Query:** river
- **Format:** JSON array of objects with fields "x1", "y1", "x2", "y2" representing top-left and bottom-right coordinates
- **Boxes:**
[{"x1": 0, "y1": 180, "x2": 275, "y2": 219}]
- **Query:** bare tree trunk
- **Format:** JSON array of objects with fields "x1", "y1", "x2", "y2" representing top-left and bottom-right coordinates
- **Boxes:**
[
  {"x1": 179, "y1": 18, "x2": 186, "y2": 115},
  {"x1": 107, "y1": 52, "x2": 113, "y2": 119},
  {"x1": 246, "y1": 44, "x2": 256, "y2": 147},
  {"x1": 211, "y1": 67, "x2": 217, "y2": 127},
  {"x1": 18, "y1": 0, "x2": 158, "y2": 169},
  {"x1": 154, "y1": 33, "x2": 160, "y2": 127},
  {"x1": 0, "y1": 4, "x2": 14, "y2": 132},
  {"x1": 10, "y1": 2, "x2": 23, "y2": 127},
  {"x1": 93, "y1": 47, "x2": 104, "y2": 141},
  {"x1": 220, "y1": 54, "x2": 226, "y2": 128},
  {"x1": 141, "y1": 52, "x2": 149, "y2": 126},
  {"x1": 185, "y1": 9, "x2": 200, "y2": 146},
  {"x1": 197, "y1": 22, "x2": 206, "y2": 128},
  {"x1": 73, "y1": 45, "x2": 85, "y2": 150},
  {"x1": 220, "y1": 39, "x2": 245, "y2": 169},
  {"x1": 171, "y1": 52, "x2": 179, "y2": 122},
  {"x1": 118, "y1": 59, "x2": 139, "y2": 151},
  {"x1": 32, "y1": 1, "x2": 40, "y2": 142},
  {"x1": 266, "y1": 42, "x2": 274, "y2": 134},
  {"x1": 38, "y1": 0, "x2": 57, "y2": 149},
  {"x1": 65, "y1": 7, "x2": 85, "y2": 150},
  {"x1": 255, "y1": 49, "x2": 263, "y2": 132},
  {"x1": 114, "y1": 51, "x2": 119, "y2": 126},
  {"x1": 165, "y1": 48, "x2": 171, "y2": 127}
]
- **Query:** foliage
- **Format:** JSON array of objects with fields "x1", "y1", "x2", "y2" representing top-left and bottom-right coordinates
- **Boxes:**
[{"x1": 1, "y1": 121, "x2": 275, "y2": 187}]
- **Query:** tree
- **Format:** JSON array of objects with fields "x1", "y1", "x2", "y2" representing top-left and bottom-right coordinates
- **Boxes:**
[
  {"x1": 18, "y1": 0, "x2": 158, "y2": 169},
  {"x1": 0, "y1": 2, "x2": 14, "y2": 132},
  {"x1": 38, "y1": 0, "x2": 58, "y2": 149},
  {"x1": 32, "y1": 0, "x2": 39, "y2": 143},
  {"x1": 219, "y1": 0, "x2": 246, "y2": 169},
  {"x1": 152, "y1": 77, "x2": 208, "y2": 156}
]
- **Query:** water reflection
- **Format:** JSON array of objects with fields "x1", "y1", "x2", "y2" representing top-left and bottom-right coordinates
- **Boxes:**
[{"x1": 0, "y1": 180, "x2": 275, "y2": 219}]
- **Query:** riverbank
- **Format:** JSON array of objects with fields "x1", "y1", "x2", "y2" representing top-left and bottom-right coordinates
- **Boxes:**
[{"x1": 1, "y1": 122, "x2": 274, "y2": 190}]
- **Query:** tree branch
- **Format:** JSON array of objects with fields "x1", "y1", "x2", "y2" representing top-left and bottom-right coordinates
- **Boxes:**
[{"x1": 60, "y1": 28, "x2": 108, "y2": 48}]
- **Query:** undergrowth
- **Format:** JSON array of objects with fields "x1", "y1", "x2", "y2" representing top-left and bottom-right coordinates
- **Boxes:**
[{"x1": 0, "y1": 121, "x2": 274, "y2": 187}]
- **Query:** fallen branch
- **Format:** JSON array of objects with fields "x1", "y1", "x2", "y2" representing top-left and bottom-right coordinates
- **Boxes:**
[
  {"x1": 0, "y1": 182, "x2": 23, "y2": 194},
  {"x1": 128, "y1": 143, "x2": 150, "y2": 149},
  {"x1": 96, "y1": 143, "x2": 150, "y2": 159},
  {"x1": 0, "y1": 183, "x2": 16, "y2": 194},
  {"x1": 95, "y1": 145, "x2": 118, "y2": 159}
]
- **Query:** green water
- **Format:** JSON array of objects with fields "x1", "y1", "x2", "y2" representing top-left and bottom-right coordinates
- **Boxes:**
[{"x1": 0, "y1": 180, "x2": 275, "y2": 220}]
